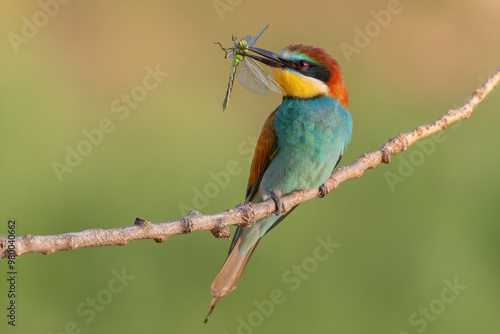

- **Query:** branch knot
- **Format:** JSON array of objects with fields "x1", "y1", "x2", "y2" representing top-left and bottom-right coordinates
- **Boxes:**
[
  {"x1": 397, "y1": 133, "x2": 409, "y2": 151},
  {"x1": 210, "y1": 221, "x2": 231, "y2": 240},
  {"x1": 183, "y1": 211, "x2": 201, "y2": 234},
  {"x1": 134, "y1": 217, "x2": 152, "y2": 230},
  {"x1": 239, "y1": 202, "x2": 256, "y2": 227},
  {"x1": 381, "y1": 148, "x2": 391, "y2": 164}
]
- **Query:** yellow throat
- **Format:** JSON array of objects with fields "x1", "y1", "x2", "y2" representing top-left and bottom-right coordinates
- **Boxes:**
[{"x1": 272, "y1": 68, "x2": 329, "y2": 98}]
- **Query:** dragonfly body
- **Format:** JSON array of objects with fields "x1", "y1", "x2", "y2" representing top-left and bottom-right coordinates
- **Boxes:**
[{"x1": 222, "y1": 53, "x2": 242, "y2": 111}]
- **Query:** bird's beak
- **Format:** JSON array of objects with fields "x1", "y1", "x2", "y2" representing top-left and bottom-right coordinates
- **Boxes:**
[{"x1": 245, "y1": 47, "x2": 287, "y2": 69}]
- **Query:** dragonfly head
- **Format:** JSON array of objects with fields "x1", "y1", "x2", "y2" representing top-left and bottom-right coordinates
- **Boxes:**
[
  {"x1": 246, "y1": 45, "x2": 348, "y2": 107},
  {"x1": 236, "y1": 40, "x2": 248, "y2": 50}
]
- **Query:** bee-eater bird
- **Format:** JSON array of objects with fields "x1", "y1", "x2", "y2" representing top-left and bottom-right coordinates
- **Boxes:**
[{"x1": 204, "y1": 44, "x2": 352, "y2": 322}]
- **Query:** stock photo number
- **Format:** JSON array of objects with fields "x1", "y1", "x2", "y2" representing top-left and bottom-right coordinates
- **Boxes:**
[{"x1": 5, "y1": 219, "x2": 17, "y2": 326}]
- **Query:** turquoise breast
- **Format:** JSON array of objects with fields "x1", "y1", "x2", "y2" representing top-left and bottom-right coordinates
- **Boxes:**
[{"x1": 260, "y1": 95, "x2": 352, "y2": 196}]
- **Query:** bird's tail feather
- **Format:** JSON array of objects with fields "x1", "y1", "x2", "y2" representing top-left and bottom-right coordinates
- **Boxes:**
[{"x1": 204, "y1": 238, "x2": 260, "y2": 323}]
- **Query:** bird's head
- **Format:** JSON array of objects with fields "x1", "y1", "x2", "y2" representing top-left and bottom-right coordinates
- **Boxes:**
[{"x1": 246, "y1": 44, "x2": 348, "y2": 108}]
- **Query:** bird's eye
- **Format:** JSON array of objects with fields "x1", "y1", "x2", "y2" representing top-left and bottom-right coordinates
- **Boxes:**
[{"x1": 297, "y1": 60, "x2": 308, "y2": 69}]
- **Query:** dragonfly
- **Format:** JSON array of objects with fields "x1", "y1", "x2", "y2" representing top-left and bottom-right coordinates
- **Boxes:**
[{"x1": 216, "y1": 25, "x2": 284, "y2": 112}]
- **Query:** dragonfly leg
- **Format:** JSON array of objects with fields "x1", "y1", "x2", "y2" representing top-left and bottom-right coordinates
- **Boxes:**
[{"x1": 214, "y1": 42, "x2": 229, "y2": 58}]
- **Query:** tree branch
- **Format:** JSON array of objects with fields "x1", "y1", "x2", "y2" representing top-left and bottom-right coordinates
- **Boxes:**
[{"x1": 1, "y1": 66, "x2": 499, "y2": 260}]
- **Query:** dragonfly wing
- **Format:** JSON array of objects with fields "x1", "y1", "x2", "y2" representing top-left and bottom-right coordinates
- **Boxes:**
[
  {"x1": 241, "y1": 35, "x2": 251, "y2": 43},
  {"x1": 239, "y1": 57, "x2": 284, "y2": 95},
  {"x1": 251, "y1": 59, "x2": 284, "y2": 94},
  {"x1": 263, "y1": 74, "x2": 285, "y2": 95},
  {"x1": 236, "y1": 59, "x2": 269, "y2": 96},
  {"x1": 248, "y1": 25, "x2": 269, "y2": 47}
]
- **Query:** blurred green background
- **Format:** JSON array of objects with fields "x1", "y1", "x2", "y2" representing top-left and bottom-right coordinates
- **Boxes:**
[{"x1": 1, "y1": 0, "x2": 499, "y2": 333}]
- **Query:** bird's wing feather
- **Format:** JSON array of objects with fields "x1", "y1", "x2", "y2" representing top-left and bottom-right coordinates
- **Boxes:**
[
  {"x1": 229, "y1": 107, "x2": 280, "y2": 254},
  {"x1": 245, "y1": 107, "x2": 280, "y2": 201}
]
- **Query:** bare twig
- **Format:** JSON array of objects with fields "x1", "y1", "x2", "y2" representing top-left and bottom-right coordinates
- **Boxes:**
[{"x1": 1, "y1": 66, "x2": 499, "y2": 259}]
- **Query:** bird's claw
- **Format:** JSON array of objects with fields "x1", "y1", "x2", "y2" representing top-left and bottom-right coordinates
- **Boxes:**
[
  {"x1": 270, "y1": 190, "x2": 285, "y2": 216},
  {"x1": 318, "y1": 183, "x2": 329, "y2": 198},
  {"x1": 236, "y1": 201, "x2": 251, "y2": 208}
]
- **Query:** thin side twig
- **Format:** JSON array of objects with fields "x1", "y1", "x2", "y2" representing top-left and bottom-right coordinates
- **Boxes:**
[{"x1": 1, "y1": 66, "x2": 499, "y2": 259}]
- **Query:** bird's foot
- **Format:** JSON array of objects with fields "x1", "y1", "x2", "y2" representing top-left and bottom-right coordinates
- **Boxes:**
[
  {"x1": 236, "y1": 201, "x2": 251, "y2": 208},
  {"x1": 270, "y1": 190, "x2": 286, "y2": 216},
  {"x1": 318, "y1": 182, "x2": 329, "y2": 198}
]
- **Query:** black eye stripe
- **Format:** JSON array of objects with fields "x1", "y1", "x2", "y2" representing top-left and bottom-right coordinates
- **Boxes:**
[
  {"x1": 280, "y1": 59, "x2": 331, "y2": 83},
  {"x1": 309, "y1": 66, "x2": 331, "y2": 83}
]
